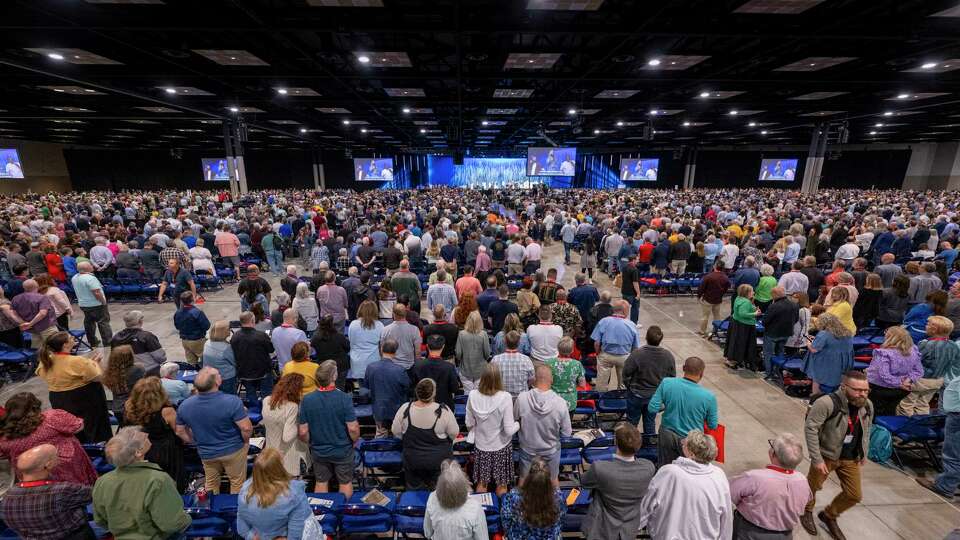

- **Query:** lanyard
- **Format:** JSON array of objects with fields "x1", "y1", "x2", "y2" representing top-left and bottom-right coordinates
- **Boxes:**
[
  {"x1": 930, "y1": 337, "x2": 949, "y2": 341},
  {"x1": 318, "y1": 384, "x2": 336, "y2": 392},
  {"x1": 765, "y1": 465, "x2": 794, "y2": 475},
  {"x1": 18, "y1": 480, "x2": 54, "y2": 488}
]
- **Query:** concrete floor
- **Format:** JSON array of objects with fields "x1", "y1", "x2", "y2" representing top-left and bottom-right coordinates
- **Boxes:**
[{"x1": 5, "y1": 241, "x2": 959, "y2": 539}]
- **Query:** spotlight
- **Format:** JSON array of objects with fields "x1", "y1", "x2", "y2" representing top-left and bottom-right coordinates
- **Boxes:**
[
  {"x1": 593, "y1": 129, "x2": 600, "y2": 134},
  {"x1": 47, "y1": 53, "x2": 64, "y2": 61},
  {"x1": 647, "y1": 58, "x2": 661, "y2": 66},
  {"x1": 699, "y1": 91, "x2": 710, "y2": 98},
  {"x1": 682, "y1": 121, "x2": 691, "y2": 127},
  {"x1": 228, "y1": 106, "x2": 239, "y2": 113},
  {"x1": 896, "y1": 93, "x2": 909, "y2": 99},
  {"x1": 760, "y1": 130, "x2": 768, "y2": 135},
  {"x1": 921, "y1": 62, "x2": 938, "y2": 69},
  {"x1": 402, "y1": 107, "x2": 411, "y2": 113},
  {"x1": 481, "y1": 120, "x2": 489, "y2": 126},
  {"x1": 277, "y1": 88, "x2": 288, "y2": 95},
  {"x1": 361, "y1": 128, "x2": 368, "y2": 133},
  {"x1": 567, "y1": 108, "x2": 577, "y2": 115},
  {"x1": 420, "y1": 128, "x2": 426, "y2": 133},
  {"x1": 875, "y1": 123, "x2": 884, "y2": 127},
  {"x1": 748, "y1": 121, "x2": 756, "y2": 127},
  {"x1": 616, "y1": 121, "x2": 624, "y2": 127},
  {"x1": 649, "y1": 109, "x2": 659, "y2": 115},
  {"x1": 299, "y1": 128, "x2": 307, "y2": 133},
  {"x1": 729, "y1": 110, "x2": 739, "y2": 116},
  {"x1": 869, "y1": 130, "x2": 878, "y2": 135},
  {"x1": 883, "y1": 111, "x2": 893, "y2": 116},
  {"x1": 164, "y1": 87, "x2": 177, "y2": 94},
  {"x1": 358, "y1": 55, "x2": 371, "y2": 64},
  {"x1": 342, "y1": 119, "x2": 351, "y2": 125}
]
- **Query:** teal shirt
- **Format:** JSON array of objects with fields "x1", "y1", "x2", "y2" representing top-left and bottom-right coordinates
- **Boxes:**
[
  {"x1": 262, "y1": 233, "x2": 276, "y2": 252},
  {"x1": 72, "y1": 272, "x2": 105, "y2": 308},
  {"x1": 942, "y1": 377, "x2": 960, "y2": 413},
  {"x1": 648, "y1": 377, "x2": 719, "y2": 436},
  {"x1": 732, "y1": 296, "x2": 757, "y2": 325}
]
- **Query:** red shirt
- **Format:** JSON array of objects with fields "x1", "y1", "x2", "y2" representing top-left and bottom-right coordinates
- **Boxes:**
[{"x1": 637, "y1": 243, "x2": 654, "y2": 263}]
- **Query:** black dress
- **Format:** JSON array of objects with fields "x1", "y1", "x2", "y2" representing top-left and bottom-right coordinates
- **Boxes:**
[
  {"x1": 311, "y1": 331, "x2": 351, "y2": 390},
  {"x1": 48, "y1": 382, "x2": 113, "y2": 444},
  {"x1": 141, "y1": 409, "x2": 186, "y2": 493}
]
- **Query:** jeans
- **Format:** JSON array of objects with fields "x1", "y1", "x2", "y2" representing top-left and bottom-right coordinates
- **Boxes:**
[
  {"x1": 265, "y1": 250, "x2": 283, "y2": 274},
  {"x1": 626, "y1": 393, "x2": 655, "y2": 436},
  {"x1": 563, "y1": 242, "x2": 574, "y2": 264},
  {"x1": 762, "y1": 336, "x2": 788, "y2": 378},
  {"x1": 80, "y1": 305, "x2": 113, "y2": 347},
  {"x1": 935, "y1": 412, "x2": 960, "y2": 496},
  {"x1": 622, "y1": 294, "x2": 639, "y2": 323},
  {"x1": 220, "y1": 377, "x2": 237, "y2": 396},
  {"x1": 240, "y1": 375, "x2": 274, "y2": 408},
  {"x1": 608, "y1": 256, "x2": 619, "y2": 274}
]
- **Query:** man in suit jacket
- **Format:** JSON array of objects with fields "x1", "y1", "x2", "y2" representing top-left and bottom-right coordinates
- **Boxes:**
[{"x1": 581, "y1": 423, "x2": 655, "y2": 540}]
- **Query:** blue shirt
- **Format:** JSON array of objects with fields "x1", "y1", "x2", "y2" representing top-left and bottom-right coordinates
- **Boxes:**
[
  {"x1": 590, "y1": 316, "x2": 641, "y2": 355},
  {"x1": 63, "y1": 256, "x2": 78, "y2": 278},
  {"x1": 237, "y1": 479, "x2": 312, "y2": 540},
  {"x1": 161, "y1": 378, "x2": 191, "y2": 405},
  {"x1": 176, "y1": 391, "x2": 247, "y2": 459},
  {"x1": 173, "y1": 305, "x2": 210, "y2": 340},
  {"x1": 568, "y1": 285, "x2": 600, "y2": 322},
  {"x1": 299, "y1": 389, "x2": 356, "y2": 459},
  {"x1": 363, "y1": 358, "x2": 411, "y2": 423},
  {"x1": 942, "y1": 377, "x2": 960, "y2": 413},
  {"x1": 71, "y1": 272, "x2": 105, "y2": 308},
  {"x1": 202, "y1": 341, "x2": 237, "y2": 381},
  {"x1": 648, "y1": 377, "x2": 719, "y2": 436}
]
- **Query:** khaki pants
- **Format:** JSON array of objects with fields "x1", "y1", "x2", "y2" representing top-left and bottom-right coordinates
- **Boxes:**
[
  {"x1": 805, "y1": 459, "x2": 862, "y2": 519},
  {"x1": 182, "y1": 338, "x2": 207, "y2": 365},
  {"x1": 699, "y1": 299, "x2": 722, "y2": 334},
  {"x1": 597, "y1": 351, "x2": 628, "y2": 392},
  {"x1": 508, "y1": 263, "x2": 523, "y2": 276},
  {"x1": 670, "y1": 260, "x2": 687, "y2": 275},
  {"x1": 202, "y1": 444, "x2": 248, "y2": 494},
  {"x1": 898, "y1": 377, "x2": 943, "y2": 416}
]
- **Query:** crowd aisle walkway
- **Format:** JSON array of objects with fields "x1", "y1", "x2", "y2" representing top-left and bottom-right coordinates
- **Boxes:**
[{"x1": 1, "y1": 241, "x2": 957, "y2": 538}]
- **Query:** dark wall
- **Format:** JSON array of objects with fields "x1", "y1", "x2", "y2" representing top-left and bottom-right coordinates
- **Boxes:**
[
  {"x1": 693, "y1": 150, "x2": 805, "y2": 189},
  {"x1": 819, "y1": 149, "x2": 911, "y2": 189}
]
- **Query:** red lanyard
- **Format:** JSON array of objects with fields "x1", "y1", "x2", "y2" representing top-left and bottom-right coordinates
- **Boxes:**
[
  {"x1": 930, "y1": 337, "x2": 949, "y2": 341},
  {"x1": 847, "y1": 414, "x2": 857, "y2": 434},
  {"x1": 765, "y1": 465, "x2": 794, "y2": 475},
  {"x1": 18, "y1": 480, "x2": 54, "y2": 488}
]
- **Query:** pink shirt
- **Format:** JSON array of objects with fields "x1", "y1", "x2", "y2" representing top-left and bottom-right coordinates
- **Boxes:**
[
  {"x1": 215, "y1": 232, "x2": 240, "y2": 257},
  {"x1": 455, "y1": 276, "x2": 483, "y2": 299},
  {"x1": 729, "y1": 466, "x2": 811, "y2": 532}
]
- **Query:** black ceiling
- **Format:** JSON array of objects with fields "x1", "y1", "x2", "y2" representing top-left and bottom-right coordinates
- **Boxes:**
[{"x1": 2, "y1": 0, "x2": 960, "y2": 154}]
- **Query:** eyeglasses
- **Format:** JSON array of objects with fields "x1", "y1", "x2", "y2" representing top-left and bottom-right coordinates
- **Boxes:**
[
  {"x1": 844, "y1": 384, "x2": 870, "y2": 394},
  {"x1": 768, "y1": 439, "x2": 775, "y2": 450}
]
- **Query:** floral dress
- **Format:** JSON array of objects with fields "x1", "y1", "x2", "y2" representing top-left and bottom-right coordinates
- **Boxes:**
[
  {"x1": 544, "y1": 357, "x2": 585, "y2": 411},
  {"x1": 501, "y1": 489, "x2": 566, "y2": 540}
]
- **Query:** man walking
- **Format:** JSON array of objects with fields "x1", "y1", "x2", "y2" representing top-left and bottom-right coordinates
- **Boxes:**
[
  {"x1": 71, "y1": 261, "x2": 113, "y2": 347},
  {"x1": 697, "y1": 260, "x2": 731, "y2": 337}
]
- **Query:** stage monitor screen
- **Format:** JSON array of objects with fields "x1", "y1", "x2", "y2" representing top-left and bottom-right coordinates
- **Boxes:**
[
  {"x1": 0, "y1": 149, "x2": 24, "y2": 179},
  {"x1": 201, "y1": 158, "x2": 231, "y2": 182},
  {"x1": 354, "y1": 158, "x2": 395, "y2": 181},
  {"x1": 527, "y1": 147, "x2": 577, "y2": 177},
  {"x1": 758, "y1": 158, "x2": 798, "y2": 181},
  {"x1": 619, "y1": 158, "x2": 659, "y2": 181}
]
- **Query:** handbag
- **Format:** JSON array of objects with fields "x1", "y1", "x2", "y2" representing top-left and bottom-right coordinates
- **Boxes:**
[
  {"x1": 704, "y1": 423, "x2": 726, "y2": 464},
  {"x1": 301, "y1": 513, "x2": 325, "y2": 540}
]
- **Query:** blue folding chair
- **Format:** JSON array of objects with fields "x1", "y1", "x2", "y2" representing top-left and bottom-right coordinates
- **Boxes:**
[
  {"x1": 341, "y1": 490, "x2": 396, "y2": 535},
  {"x1": 597, "y1": 390, "x2": 628, "y2": 428},
  {"x1": 560, "y1": 487, "x2": 593, "y2": 532},
  {"x1": 82, "y1": 443, "x2": 115, "y2": 475},
  {"x1": 0, "y1": 343, "x2": 37, "y2": 384},
  {"x1": 874, "y1": 414, "x2": 947, "y2": 470},
  {"x1": 559, "y1": 437, "x2": 584, "y2": 481},
  {"x1": 307, "y1": 492, "x2": 344, "y2": 536},
  {"x1": 357, "y1": 437, "x2": 403, "y2": 489},
  {"x1": 582, "y1": 434, "x2": 616, "y2": 464},
  {"x1": 394, "y1": 490, "x2": 430, "y2": 538}
]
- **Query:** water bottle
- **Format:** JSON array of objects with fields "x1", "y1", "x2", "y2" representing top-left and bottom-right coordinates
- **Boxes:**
[{"x1": 196, "y1": 487, "x2": 210, "y2": 510}]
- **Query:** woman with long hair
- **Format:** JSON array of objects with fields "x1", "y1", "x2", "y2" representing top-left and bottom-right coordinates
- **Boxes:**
[
  {"x1": 866, "y1": 326, "x2": 923, "y2": 416},
  {"x1": 35, "y1": 273, "x2": 71, "y2": 331},
  {"x1": 824, "y1": 286, "x2": 857, "y2": 335},
  {"x1": 501, "y1": 456, "x2": 566, "y2": 539},
  {"x1": 804, "y1": 313, "x2": 855, "y2": 395},
  {"x1": 203, "y1": 319, "x2": 237, "y2": 394},
  {"x1": 878, "y1": 273, "x2": 911, "y2": 329},
  {"x1": 423, "y1": 460, "x2": 489, "y2": 540},
  {"x1": 0, "y1": 392, "x2": 97, "y2": 485},
  {"x1": 377, "y1": 279, "x2": 397, "y2": 325},
  {"x1": 103, "y1": 344, "x2": 145, "y2": 423},
  {"x1": 124, "y1": 376, "x2": 185, "y2": 491},
  {"x1": 262, "y1": 373, "x2": 310, "y2": 477},
  {"x1": 853, "y1": 273, "x2": 883, "y2": 329},
  {"x1": 725, "y1": 284, "x2": 760, "y2": 370},
  {"x1": 492, "y1": 313, "x2": 532, "y2": 356},
  {"x1": 455, "y1": 311, "x2": 491, "y2": 391},
  {"x1": 36, "y1": 331, "x2": 112, "y2": 443},
  {"x1": 465, "y1": 364, "x2": 518, "y2": 497},
  {"x1": 580, "y1": 235, "x2": 597, "y2": 279},
  {"x1": 345, "y1": 301, "x2": 382, "y2": 380},
  {"x1": 786, "y1": 292, "x2": 812, "y2": 354},
  {"x1": 281, "y1": 342, "x2": 319, "y2": 396},
  {"x1": 237, "y1": 448, "x2": 314, "y2": 540},
  {"x1": 452, "y1": 291, "x2": 479, "y2": 330}
]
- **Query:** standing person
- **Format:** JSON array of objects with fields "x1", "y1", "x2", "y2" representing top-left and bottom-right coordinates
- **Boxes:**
[
  {"x1": 900, "y1": 316, "x2": 960, "y2": 416},
  {"x1": 698, "y1": 260, "x2": 731, "y2": 337},
  {"x1": 342, "y1": 300, "x2": 382, "y2": 378},
  {"x1": 124, "y1": 377, "x2": 186, "y2": 492},
  {"x1": 580, "y1": 423, "x2": 656, "y2": 540},
  {"x1": 158, "y1": 258, "x2": 196, "y2": 309},
  {"x1": 202, "y1": 321, "x2": 237, "y2": 395},
  {"x1": 298, "y1": 360, "x2": 359, "y2": 498},
  {"x1": 486, "y1": 285, "x2": 518, "y2": 335},
  {"x1": 261, "y1": 374, "x2": 311, "y2": 478},
  {"x1": 568, "y1": 273, "x2": 600, "y2": 324},
  {"x1": 92, "y1": 428, "x2": 192, "y2": 540},
  {"x1": 761, "y1": 287, "x2": 800, "y2": 379},
  {"x1": 363, "y1": 339, "x2": 411, "y2": 438},
  {"x1": 803, "y1": 313, "x2": 855, "y2": 396},
  {"x1": 729, "y1": 433, "x2": 811, "y2": 539},
  {"x1": 917, "y1": 376, "x2": 960, "y2": 499},
  {"x1": 544, "y1": 337, "x2": 586, "y2": 412},
  {"x1": 392, "y1": 378, "x2": 459, "y2": 490},
  {"x1": 514, "y1": 365, "x2": 572, "y2": 487},
  {"x1": 852, "y1": 273, "x2": 883, "y2": 329},
  {"x1": 281, "y1": 342, "x2": 320, "y2": 396},
  {"x1": 315, "y1": 270, "x2": 348, "y2": 331},
  {"x1": 622, "y1": 326, "x2": 676, "y2": 437},
  {"x1": 619, "y1": 254, "x2": 642, "y2": 325},
  {"x1": 380, "y1": 304, "x2": 422, "y2": 371},
  {"x1": 648, "y1": 357, "x2": 719, "y2": 467},
  {"x1": 0, "y1": 443, "x2": 96, "y2": 540},
  {"x1": 292, "y1": 282, "x2": 319, "y2": 335},
  {"x1": 36, "y1": 273, "x2": 70, "y2": 331},
  {"x1": 175, "y1": 367, "x2": 253, "y2": 494},
  {"x1": 413, "y1": 335, "x2": 462, "y2": 410},
  {"x1": 638, "y1": 430, "x2": 733, "y2": 540},
  {"x1": 173, "y1": 291, "x2": 210, "y2": 366},
  {"x1": 500, "y1": 457, "x2": 566, "y2": 540},
  {"x1": 491, "y1": 331, "x2": 536, "y2": 398},
  {"x1": 35, "y1": 332, "x2": 112, "y2": 443},
  {"x1": 271, "y1": 308, "x2": 307, "y2": 371},
  {"x1": 231, "y1": 311, "x2": 276, "y2": 407},
  {"x1": 725, "y1": 284, "x2": 760, "y2": 370},
  {"x1": 591, "y1": 300, "x2": 641, "y2": 392},
  {"x1": 877, "y1": 273, "x2": 911, "y2": 329},
  {"x1": 466, "y1": 364, "x2": 519, "y2": 497},
  {"x1": 12, "y1": 279, "x2": 60, "y2": 344},
  {"x1": 800, "y1": 370, "x2": 874, "y2": 540},
  {"x1": 311, "y1": 315, "x2": 351, "y2": 391},
  {"x1": 102, "y1": 345, "x2": 145, "y2": 423},
  {"x1": 424, "y1": 305, "x2": 459, "y2": 360},
  {"x1": 866, "y1": 326, "x2": 922, "y2": 416},
  {"x1": 236, "y1": 448, "x2": 314, "y2": 540},
  {"x1": 423, "y1": 461, "x2": 489, "y2": 540},
  {"x1": 215, "y1": 224, "x2": 242, "y2": 280},
  {"x1": 455, "y1": 311, "x2": 492, "y2": 392},
  {"x1": 526, "y1": 306, "x2": 563, "y2": 363}
]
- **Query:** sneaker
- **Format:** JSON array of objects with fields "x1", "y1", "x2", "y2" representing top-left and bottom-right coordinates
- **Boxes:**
[
  {"x1": 799, "y1": 511, "x2": 817, "y2": 536},
  {"x1": 916, "y1": 477, "x2": 953, "y2": 498},
  {"x1": 818, "y1": 511, "x2": 846, "y2": 540},
  {"x1": 636, "y1": 323, "x2": 644, "y2": 329}
]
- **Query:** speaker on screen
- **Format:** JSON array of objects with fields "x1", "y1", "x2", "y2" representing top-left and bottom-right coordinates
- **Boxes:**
[
  {"x1": 526, "y1": 147, "x2": 576, "y2": 177},
  {"x1": 354, "y1": 158, "x2": 395, "y2": 181},
  {"x1": 0, "y1": 149, "x2": 24, "y2": 179},
  {"x1": 758, "y1": 158, "x2": 798, "y2": 181}
]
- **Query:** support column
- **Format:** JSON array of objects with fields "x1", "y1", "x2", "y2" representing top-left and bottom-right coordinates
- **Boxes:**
[
  {"x1": 902, "y1": 142, "x2": 960, "y2": 191},
  {"x1": 683, "y1": 146, "x2": 698, "y2": 190},
  {"x1": 222, "y1": 122, "x2": 239, "y2": 199},
  {"x1": 318, "y1": 164, "x2": 326, "y2": 191},
  {"x1": 801, "y1": 124, "x2": 826, "y2": 194},
  {"x1": 230, "y1": 120, "x2": 248, "y2": 195}
]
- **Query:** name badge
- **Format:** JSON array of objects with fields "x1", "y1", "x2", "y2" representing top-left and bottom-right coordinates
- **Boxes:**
[{"x1": 843, "y1": 434, "x2": 854, "y2": 444}]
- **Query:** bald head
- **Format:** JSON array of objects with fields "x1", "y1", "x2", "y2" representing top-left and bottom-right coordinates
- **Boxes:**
[
  {"x1": 17, "y1": 443, "x2": 58, "y2": 480},
  {"x1": 193, "y1": 367, "x2": 221, "y2": 392},
  {"x1": 22, "y1": 279, "x2": 38, "y2": 293},
  {"x1": 77, "y1": 261, "x2": 94, "y2": 273},
  {"x1": 771, "y1": 286, "x2": 785, "y2": 300}
]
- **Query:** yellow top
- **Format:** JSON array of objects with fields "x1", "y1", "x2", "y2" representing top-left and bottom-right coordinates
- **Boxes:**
[
  {"x1": 826, "y1": 301, "x2": 857, "y2": 335},
  {"x1": 36, "y1": 353, "x2": 102, "y2": 392},
  {"x1": 282, "y1": 360, "x2": 320, "y2": 396}
]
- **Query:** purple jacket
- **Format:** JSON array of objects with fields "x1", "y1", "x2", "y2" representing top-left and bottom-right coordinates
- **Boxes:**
[{"x1": 867, "y1": 346, "x2": 923, "y2": 389}]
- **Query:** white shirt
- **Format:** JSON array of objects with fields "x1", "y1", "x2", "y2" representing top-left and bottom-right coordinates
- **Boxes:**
[
  {"x1": 524, "y1": 242, "x2": 542, "y2": 262},
  {"x1": 720, "y1": 244, "x2": 739, "y2": 269},
  {"x1": 526, "y1": 323, "x2": 563, "y2": 361},
  {"x1": 835, "y1": 242, "x2": 860, "y2": 261},
  {"x1": 639, "y1": 457, "x2": 733, "y2": 540},
  {"x1": 423, "y1": 493, "x2": 488, "y2": 540}
]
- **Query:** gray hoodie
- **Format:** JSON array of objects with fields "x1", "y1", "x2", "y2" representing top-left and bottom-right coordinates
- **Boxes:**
[{"x1": 514, "y1": 387, "x2": 572, "y2": 456}]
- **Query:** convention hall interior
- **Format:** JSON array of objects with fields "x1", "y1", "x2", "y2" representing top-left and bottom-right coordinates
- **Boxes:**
[{"x1": 0, "y1": 1, "x2": 959, "y2": 539}]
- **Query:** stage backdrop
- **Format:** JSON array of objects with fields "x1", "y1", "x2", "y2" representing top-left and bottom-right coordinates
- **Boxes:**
[{"x1": 426, "y1": 156, "x2": 574, "y2": 188}]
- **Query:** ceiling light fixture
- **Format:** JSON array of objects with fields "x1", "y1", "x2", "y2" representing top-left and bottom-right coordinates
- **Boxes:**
[
  {"x1": 567, "y1": 108, "x2": 577, "y2": 115},
  {"x1": 760, "y1": 130, "x2": 768, "y2": 135},
  {"x1": 647, "y1": 58, "x2": 661, "y2": 66},
  {"x1": 869, "y1": 130, "x2": 878, "y2": 135},
  {"x1": 883, "y1": 111, "x2": 893, "y2": 116},
  {"x1": 402, "y1": 107, "x2": 411, "y2": 113},
  {"x1": 277, "y1": 88, "x2": 288, "y2": 95},
  {"x1": 47, "y1": 53, "x2": 64, "y2": 61},
  {"x1": 896, "y1": 93, "x2": 909, "y2": 99},
  {"x1": 875, "y1": 123, "x2": 884, "y2": 127},
  {"x1": 299, "y1": 128, "x2": 307, "y2": 133},
  {"x1": 616, "y1": 121, "x2": 624, "y2": 127},
  {"x1": 361, "y1": 128, "x2": 368, "y2": 133},
  {"x1": 228, "y1": 106, "x2": 239, "y2": 113},
  {"x1": 342, "y1": 119, "x2": 351, "y2": 125},
  {"x1": 649, "y1": 109, "x2": 659, "y2": 115},
  {"x1": 164, "y1": 87, "x2": 177, "y2": 94},
  {"x1": 748, "y1": 121, "x2": 756, "y2": 127},
  {"x1": 699, "y1": 91, "x2": 710, "y2": 98},
  {"x1": 419, "y1": 128, "x2": 427, "y2": 133},
  {"x1": 729, "y1": 110, "x2": 739, "y2": 115},
  {"x1": 593, "y1": 129, "x2": 600, "y2": 134},
  {"x1": 921, "y1": 62, "x2": 938, "y2": 69},
  {"x1": 682, "y1": 121, "x2": 691, "y2": 127},
  {"x1": 481, "y1": 120, "x2": 489, "y2": 126},
  {"x1": 358, "y1": 55, "x2": 371, "y2": 64}
]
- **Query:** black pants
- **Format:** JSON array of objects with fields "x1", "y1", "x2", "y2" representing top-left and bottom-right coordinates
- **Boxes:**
[
  {"x1": 657, "y1": 427, "x2": 684, "y2": 468},
  {"x1": 80, "y1": 305, "x2": 112, "y2": 347},
  {"x1": 869, "y1": 383, "x2": 909, "y2": 416}
]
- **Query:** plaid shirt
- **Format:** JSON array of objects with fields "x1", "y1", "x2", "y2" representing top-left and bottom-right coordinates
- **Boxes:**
[
  {"x1": 159, "y1": 246, "x2": 189, "y2": 269},
  {"x1": 491, "y1": 351, "x2": 535, "y2": 397},
  {"x1": 0, "y1": 481, "x2": 92, "y2": 540}
]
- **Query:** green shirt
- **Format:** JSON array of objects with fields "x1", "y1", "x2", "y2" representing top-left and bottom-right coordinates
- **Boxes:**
[
  {"x1": 93, "y1": 462, "x2": 191, "y2": 540},
  {"x1": 754, "y1": 275, "x2": 777, "y2": 303},
  {"x1": 262, "y1": 233, "x2": 276, "y2": 252},
  {"x1": 545, "y1": 357, "x2": 585, "y2": 411},
  {"x1": 732, "y1": 296, "x2": 758, "y2": 325},
  {"x1": 648, "y1": 377, "x2": 719, "y2": 436}
]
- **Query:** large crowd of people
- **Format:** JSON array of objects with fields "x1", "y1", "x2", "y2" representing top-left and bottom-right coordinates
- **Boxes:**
[{"x1": 0, "y1": 186, "x2": 957, "y2": 539}]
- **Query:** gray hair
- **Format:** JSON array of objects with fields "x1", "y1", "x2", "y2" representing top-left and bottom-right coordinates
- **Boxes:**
[
  {"x1": 295, "y1": 281, "x2": 311, "y2": 299},
  {"x1": 316, "y1": 359, "x2": 338, "y2": 387},
  {"x1": 123, "y1": 310, "x2": 144, "y2": 328},
  {"x1": 275, "y1": 292, "x2": 291, "y2": 308},
  {"x1": 683, "y1": 429, "x2": 718, "y2": 464},
  {"x1": 760, "y1": 264, "x2": 775, "y2": 276},
  {"x1": 159, "y1": 362, "x2": 179, "y2": 378},
  {"x1": 435, "y1": 460, "x2": 470, "y2": 509},
  {"x1": 286, "y1": 265, "x2": 297, "y2": 275},
  {"x1": 105, "y1": 427, "x2": 149, "y2": 467},
  {"x1": 771, "y1": 433, "x2": 804, "y2": 469}
]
